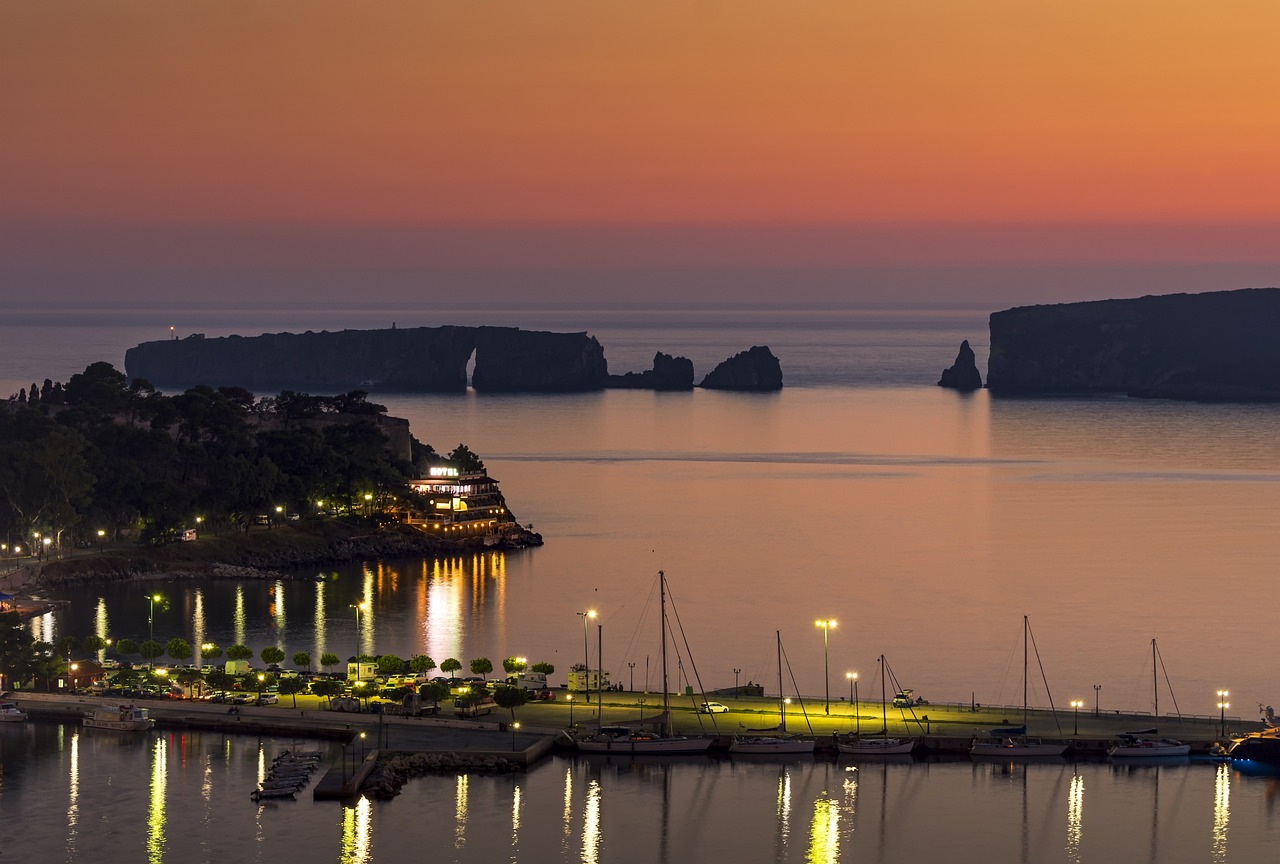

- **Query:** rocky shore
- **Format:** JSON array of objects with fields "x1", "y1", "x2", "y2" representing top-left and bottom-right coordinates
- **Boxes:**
[{"x1": 8, "y1": 519, "x2": 543, "y2": 591}]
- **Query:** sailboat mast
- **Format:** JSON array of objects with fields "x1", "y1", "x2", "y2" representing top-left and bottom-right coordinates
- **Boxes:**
[
  {"x1": 660, "y1": 571, "x2": 669, "y2": 736},
  {"x1": 879, "y1": 654, "x2": 887, "y2": 738},
  {"x1": 776, "y1": 631, "x2": 785, "y2": 732},
  {"x1": 1023, "y1": 615, "x2": 1029, "y2": 729},
  {"x1": 1152, "y1": 637, "x2": 1158, "y2": 732}
]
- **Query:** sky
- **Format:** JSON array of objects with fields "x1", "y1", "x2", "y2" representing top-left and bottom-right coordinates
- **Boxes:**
[{"x1": 6, "y1": 0, "x2": 1280, "y2": 310}]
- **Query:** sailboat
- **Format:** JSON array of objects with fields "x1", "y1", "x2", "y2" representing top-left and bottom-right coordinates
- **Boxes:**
[
  {"x1": 838, "y1": 655, "x2": 918, "y2": 756},
  {"x1": 970, "y1": 616, "x2": 1067, "y2": 758},
  {"x1": 576, "y1": 571, "x2": 713, "y2": 755},
  {"x1": 1107, "y1": 638, "x2": 1190, "y2": 758},
  {"x1": 729, "y1": 631, "x2": 816, "y2": 755}
]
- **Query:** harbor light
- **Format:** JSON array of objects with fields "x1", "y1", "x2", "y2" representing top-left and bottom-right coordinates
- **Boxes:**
[
  {"x1": 1070, "y1": 699, "x2": 1084, "y2": 735},
  {"x1": 847, "y1": 672, "x2": 860, "y2": 735},
  {"x1": 815, "y1": 619, "x2": 836, "y2": 715},
  {"x1": 1218, "y1": 690, "x2": 1230, "y2": 736}
]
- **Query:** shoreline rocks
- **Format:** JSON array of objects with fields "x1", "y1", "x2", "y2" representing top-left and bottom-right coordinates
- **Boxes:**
[
  {"x1": 938, "y1": 340, "x2": 983, "y2": 391},
  {"x1": 699, "y1": 346, "x2": 783, "y2": 391},
  {"x1": 363, "y1": 752, "x2": 520, "y2": 799}
]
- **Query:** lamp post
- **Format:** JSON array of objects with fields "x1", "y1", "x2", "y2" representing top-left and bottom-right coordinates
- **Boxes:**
[
  {"x1": 597, "y1": 623, "x2": 603, "y2": 718},
  {"x1": 629, "y1": 662, "x2": 636, "y2": 693},
  {"x1": 350, "y1": 601, "x2": 368, "y2": 661},
  {"x1": 847, "y1": 671, "x2": 859, "y2": 735},
  {"x1": 1070, "y1": 699, "x2": 1083, "y2": 736},
  {"x1": 70, "y1": 662, "x2": 79, "y2": 693},
  {"x1": 1093, "y1": 684, "x2": 1101, "y2": 716},
  {"x1": 147, "y1": 593, "x2": 162, "y2": 658},
  {"x1": 566, "y1": 694, "x2": 573, "y2": 727},
  {"x1": 815, "y1": 619, "x2": 836, "y2": 714},
  {"x1": 734, "y1": 668, "x2": 741, "y2": 691},
  {"x1": 511, "y1": 721, "x2": 520, "y2": 751},
  {"x1": 1218, "y1": 690, "x2": 1230, "y2": 737},
  {"x1": 577, "y1": 610, "x2": 596, "y2": 702}
]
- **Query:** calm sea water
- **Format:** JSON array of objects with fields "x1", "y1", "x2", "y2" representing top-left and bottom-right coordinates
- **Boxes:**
[{"x1": 5, "y1": 303, "x2": 1280, "y2": 860}]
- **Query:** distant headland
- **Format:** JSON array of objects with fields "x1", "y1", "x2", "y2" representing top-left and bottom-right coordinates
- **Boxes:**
[
  {"x1": 124, "y1": 327, "x2": 783, "y2": 393},
  {"x1": 941, "y1": 287, "x2": 1280, "y2": 402}
]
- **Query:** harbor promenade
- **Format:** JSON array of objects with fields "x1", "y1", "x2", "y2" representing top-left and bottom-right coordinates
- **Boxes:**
[{"x1": 9, "y1": 688, "x2": 1235, "y2": 757}]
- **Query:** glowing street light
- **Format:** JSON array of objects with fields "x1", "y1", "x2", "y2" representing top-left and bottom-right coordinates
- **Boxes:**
[
  {"x1": 1218, "y1": 690, "x2": 1230, "y2": 737},
  {"x1": 577, "y1": 610, "x2": 597, "y2": 702},
  {"x1": 815, "y1": 619, "x2": 837, "y2": 714},
  {"x1": 566, "y1": 694, "x2": 574, "y2": 727},
  {"x1": 847, "y1": 671, "x2": 860, "y2": 735},
  {"x1": 350, "y1": 601, "x2": 369, "y2": 660},
  {"x1": 147, "y1": 593, "x2": 163, "y2": 657},
  {"x1": 511, "y1": 720, "x2": 521, "y2": 751},
  {"x1": 1070, "y1": 699, "x2": 1084, "y2": 736}
]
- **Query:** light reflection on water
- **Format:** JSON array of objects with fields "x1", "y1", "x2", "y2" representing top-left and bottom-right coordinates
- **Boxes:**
[{"x1": 4, "y1": 723, "x2": 1280, "y2": 861}]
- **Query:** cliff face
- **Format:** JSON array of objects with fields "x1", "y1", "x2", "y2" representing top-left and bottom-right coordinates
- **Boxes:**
[
  {"x1": 699, "y1": 346, "x2": 783, "y2": 391},
  {"x1": 987, "y1": 288, "x2": 1280, "y2": 400},
  {"x1": 606, "y1": 352, "x2": 695, "y2": 390},
  {"x1": 125, "y1": 326, "x2": 608, "y2": 393}
]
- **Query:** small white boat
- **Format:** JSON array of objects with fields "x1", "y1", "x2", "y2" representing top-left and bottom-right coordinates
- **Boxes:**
[
  {"x1": 577, "y1": 726, "x2": 713, "y2": 754},
  {"x1": 1107, "y1": 639, "x2": 1190, "y2": 758},
  {"x1": 83, "y1": 704, "x2": 154, "y2": 731},
  {"x1": 840, "y1": 736, "x2": 918, "y2": 756},
  {"x1": 730, "y1": 735, "x2": 816, "y2": 755},
  {"x1": 1107, "y1": 735, "x2": 1191, "y2": 757},
  {"x1": 0, "y1": 702, "x2": 27, "y2": 722}
]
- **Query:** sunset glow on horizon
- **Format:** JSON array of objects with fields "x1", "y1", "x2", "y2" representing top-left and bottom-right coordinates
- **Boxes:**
[{"x1": 6, "y1": 1, "x2": 1280, "y2": 305}]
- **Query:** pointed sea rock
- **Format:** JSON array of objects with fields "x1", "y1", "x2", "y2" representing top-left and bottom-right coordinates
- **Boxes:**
[{"x1": 938, "y1": 340, "x2": 983, "y2": 391}]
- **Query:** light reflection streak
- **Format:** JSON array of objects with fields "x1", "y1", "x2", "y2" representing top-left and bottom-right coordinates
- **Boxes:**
[
  {"x1": 147, "y1": 736, "x2": 167, "y2": 864},
  {"x1": 427, "y1": 559, "x2": 464, "y2": 663},
  {"x1": 581, "y1": 778, "x2": 602, "y2": 864},
  {"x1": 360, "y1": 566, "x2": 374, "y2": 657},
  {"x1": 272, "y1": 578, "x2": 286, "y2": 640},
  {"x1": 234, "y1": 585, "x2": 246, "y2": 647},
  {"x1": 314, "y1": 580, "x2": 327, "y2": 662},
  {"x1": 1212, "y1": 762, "x2": 1230, "y2": 861},
  {"x1": 94, "y1": 598, "x2": 109, "y2": 663},
  {"x1": 340, "y1": 798, "x2": 373, "y2": 864},
  {"x1": 192, "y1": 590, "x2": 205, "y2": 654},
  {"x1": 562, "y1": 766, "x2": 574, "y2": 853},
  {"x1": 456, "y1": 774, "x2": 470, "y2": 848},
  {"x1": 777, "y1": 768, "x2": 793, "y2": 847},
  {"x1": 512, "y1": 782, "x2": 523, "y2": 852},
  {"x1": 1066, "y1": 772, "x2": 1084, "y2": 863},
  {"x1": 65, "y1": 731, "x2": 79, "y2": 857},
  {"x1": 30, "y1": 610, "x2": 54, "y2": 644},
  {"x1": 807, "y1": 795, "x2": 839, "y2": 864}
]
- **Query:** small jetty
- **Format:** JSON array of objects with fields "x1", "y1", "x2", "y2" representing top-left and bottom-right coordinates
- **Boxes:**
[{"x1": 251, "y1": 749, "x2": 324, "y2": 802}]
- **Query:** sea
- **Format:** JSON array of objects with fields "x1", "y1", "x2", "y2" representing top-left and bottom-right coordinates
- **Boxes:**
[{"x1": 3, "y1": 302, "x2": 1280, "y2": 862}]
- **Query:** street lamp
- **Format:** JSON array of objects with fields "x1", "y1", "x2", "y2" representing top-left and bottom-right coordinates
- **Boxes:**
[
  {"x1": 847, "y1": 671, "x2": 859, "y2": 735},
  {"x1": 1218, "y1": 690, "x2": 1230, "y2": 737},
  {"x1": 147, "y1": 593, "x2": 163, "y2": 658},
  {"x1": 1070, "y1": 699, "x2": 1084, "y2": 736},
  {"x1": 566, "y1": 694, "x2": 573, "y2": 727},
  {"x1": 815, "y1": 619, "x2": 837, "y2": 714},
  {"x1": 630, "y1": 662, "x2": 636, "y2": 693},
  {"x1": 1093, "y1": 684, "x2": 1101, "y2": 716},
  {"x1": 350, "y1": 601, "x2": 369, "y2": 660},
  {"x1": 511, "y1": 720, "x2": 520, "y2": 751},
  {"x1": 733, "y1": 667, "x2": 741, "y2": 691},
  {"x1": 577, "y1": 610, "x2": 596, "y2": 701},
  {"x1": 70, "y1": 662, "x2": 79, "y2": 692}
]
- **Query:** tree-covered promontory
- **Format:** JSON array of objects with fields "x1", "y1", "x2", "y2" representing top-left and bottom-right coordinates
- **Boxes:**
[{"x1": 0, "y1": 362, "x2": 455, "y2": 551}]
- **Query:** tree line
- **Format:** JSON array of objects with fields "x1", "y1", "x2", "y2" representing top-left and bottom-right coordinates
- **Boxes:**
[{"x1": 0, "y1": 361, "x2": 484, "y2": 548}]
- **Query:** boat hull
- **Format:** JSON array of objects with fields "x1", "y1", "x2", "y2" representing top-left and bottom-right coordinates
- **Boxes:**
[
  {"x1": 1107, "y1": 739, "x2": 1191, "y2": 758},
  {"x1": 1228, "y1": 733, "x2": 1280, "y2": 763},
  {"x1": 838, "y1": 738, "x2": 918, "y2": 756},
  {"x1": 83, "y1": 717, "x2": 155, "y2": 731},
  {"x1": 730, "y1": 737, "x2": 816, "y2": 755},
  {"x1": 971, "y1": 739, "x2": 1067, "y2": 757},
  {"x1": 577, "y1": 736, "x2": 712, "y2": 754}
]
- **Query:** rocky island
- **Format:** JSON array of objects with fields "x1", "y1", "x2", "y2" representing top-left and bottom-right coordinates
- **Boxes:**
[
  {"x1": 986, "y1": 287, "x2": 1280, "y2": 401},
  {"x1": 126, "y1": 326, "x2": 786, "y2": 393}
]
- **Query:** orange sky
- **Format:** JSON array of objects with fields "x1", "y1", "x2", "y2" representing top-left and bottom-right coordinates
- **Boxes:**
[{"x1": 6, "y1": 1, "x2": 1280, "y2": 303}]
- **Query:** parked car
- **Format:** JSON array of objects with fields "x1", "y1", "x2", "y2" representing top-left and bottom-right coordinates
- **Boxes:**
[
  {"x1": 537, "y1": 689, "x2": 556, "y2": 701},
  {"x1": 255, "y1": 693, "x2": 278, "y2": 705},
  {"x1": 697, "y1": 702, "x2": 729, "y2": 714}
]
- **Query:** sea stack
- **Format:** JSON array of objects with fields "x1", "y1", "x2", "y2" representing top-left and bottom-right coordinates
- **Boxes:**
[
  {"x1": 938, "y1": 340, "x2": 983, "y2": 391},
  {"x1": 699, "y1": 346, "x2": 783, "y2": 391}
]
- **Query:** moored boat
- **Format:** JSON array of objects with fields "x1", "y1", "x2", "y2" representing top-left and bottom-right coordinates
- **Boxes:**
[
  {"x1": 83, "y1": 704, "x2": 154, "y2": 731},
  {"x1": 0, "y1": 701, "x2": 27, "y2": 722},
  {"x1": 729, "y1": 735, "x2": 816, "y2": 755},
  {"x1": 839, "y1": 654, "x2": 919, "y2": 757},
  {"x1": 1227, "y1": 728, "x2": 1280, "y2": 762},
  {"x1": 1105, "y1": 638, "x2": 1189, "y2": 758},
  {"x1": 969, "y1": 617, "x2": 1067, "y2": 759}
]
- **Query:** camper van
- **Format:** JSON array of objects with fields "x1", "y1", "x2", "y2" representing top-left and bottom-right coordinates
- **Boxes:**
[{"x1": 453, "y1": 694, "x2": 496, "y2": 718}]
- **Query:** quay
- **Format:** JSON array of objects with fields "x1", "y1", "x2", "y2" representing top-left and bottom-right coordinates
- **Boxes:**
[{"x1": 9, "y1": 689, "x2": 1232, "y2": 762}]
